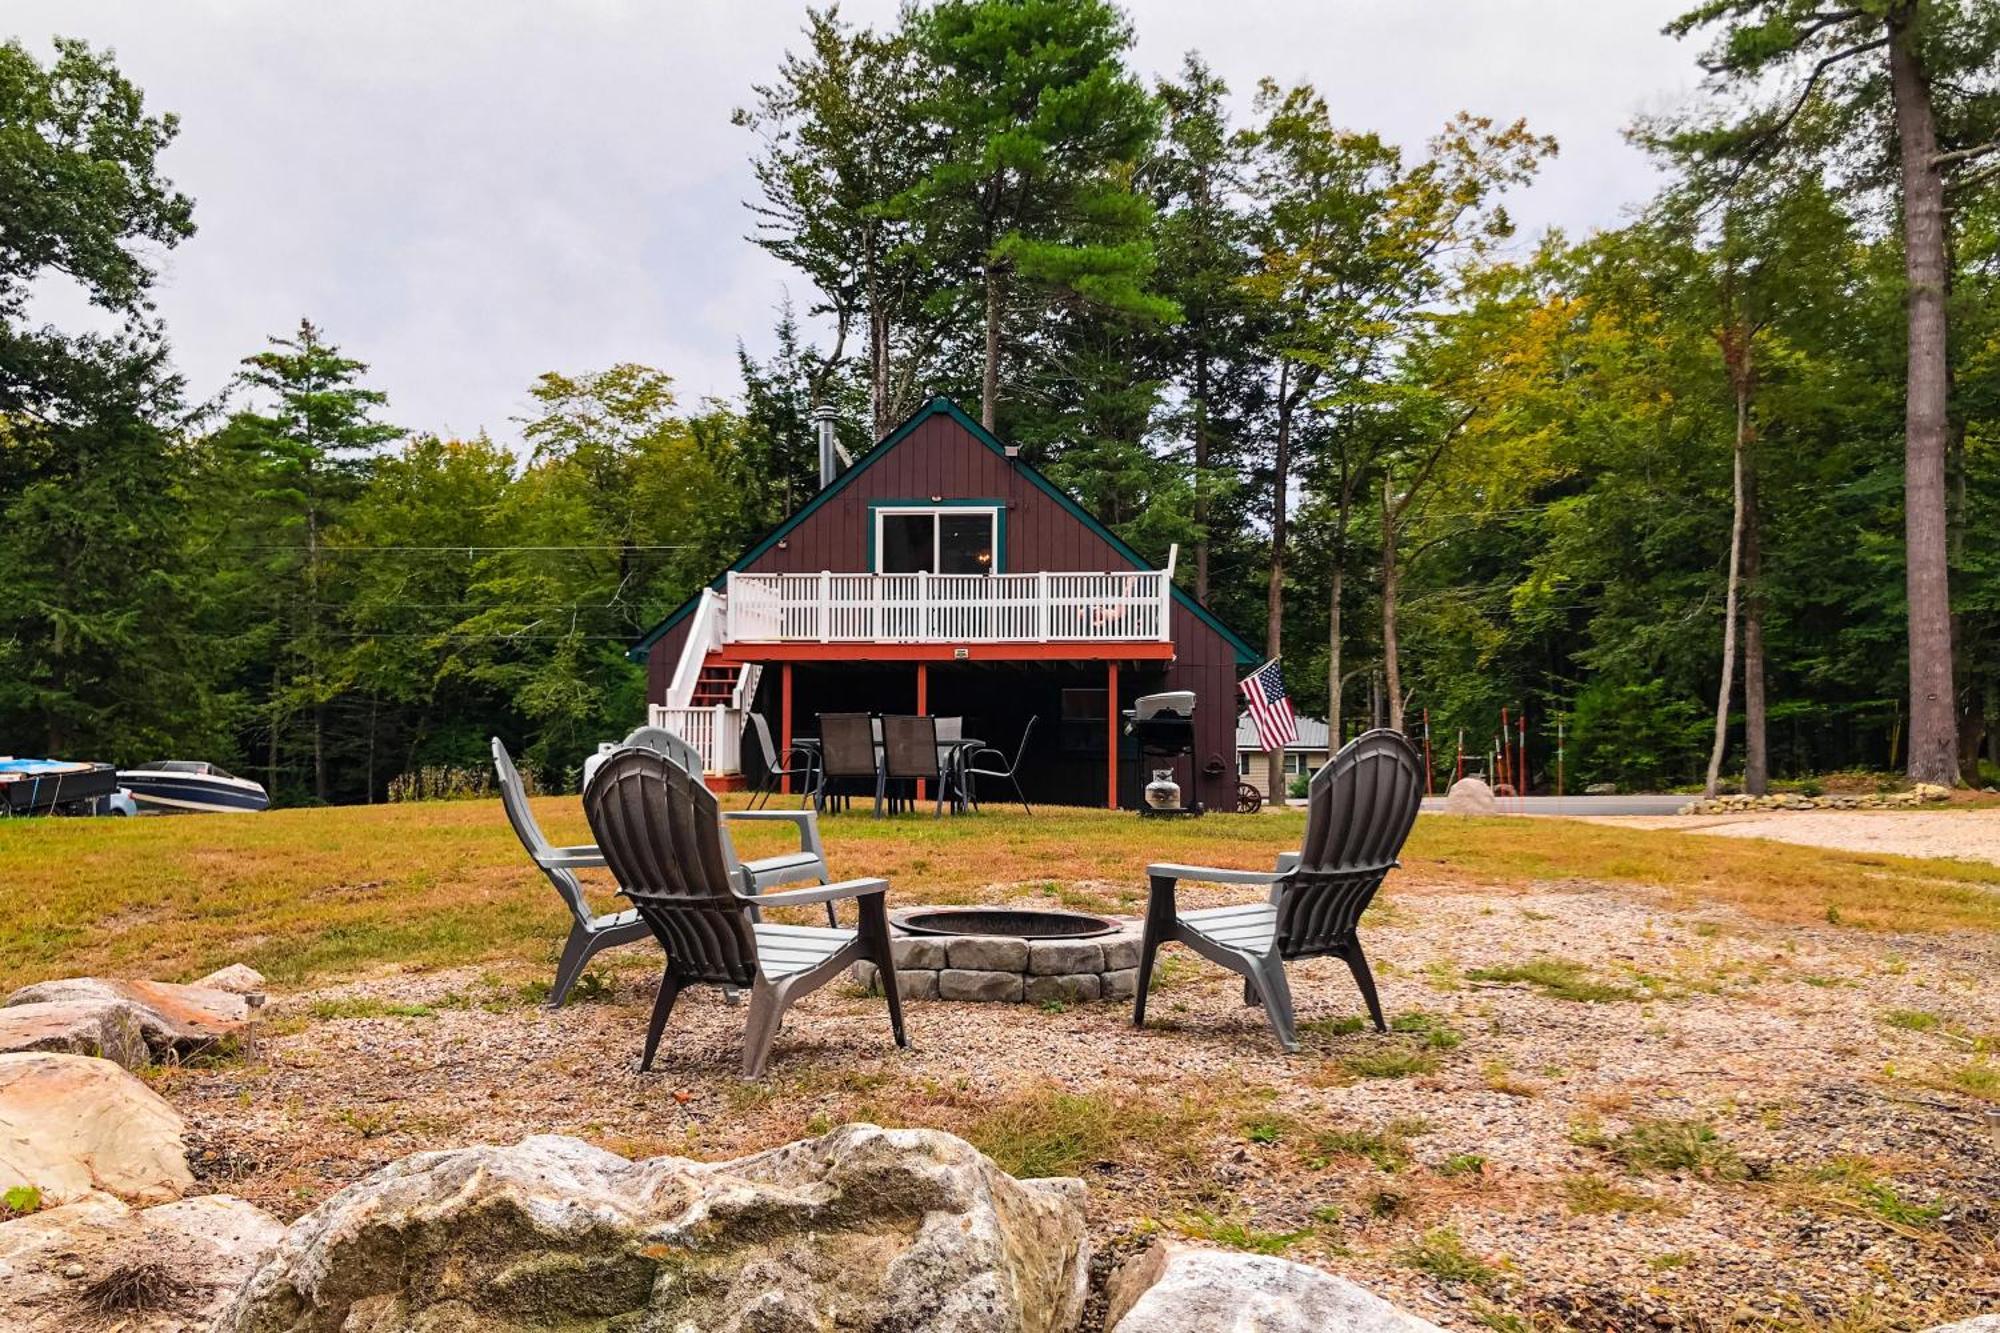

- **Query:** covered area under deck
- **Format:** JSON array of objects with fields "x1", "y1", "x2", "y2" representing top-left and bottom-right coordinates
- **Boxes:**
[{"x1": 725, "y1": 644, "x2": 1183, "y2": 810}]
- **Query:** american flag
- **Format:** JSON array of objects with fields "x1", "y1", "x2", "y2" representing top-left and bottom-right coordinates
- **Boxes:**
[{"x1": 1239, "y1": 658, "x2": 1298, "y2": 752}]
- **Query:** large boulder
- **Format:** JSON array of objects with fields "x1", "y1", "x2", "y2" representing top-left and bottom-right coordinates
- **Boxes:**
[
  {"x1": 1106, "y1": 1242, "x2": 1445, "y2": 1333},
  {"x1": 5, "y1": 978, "x2": 255, "y2": 1059},
  {"x1": 221, "y1": 1123, "x2": 1089, "y2": 1333},
  {"x1": 0, "y1": 999, "x2": 149, "y2": 1069},
  {"x1": 1443, "y1": 776, "x2": 1497, "y2": 815},
  {"x1": 0, "y1": 1053, "x2": 194, "y2": 1205},
  {"x1": 0, "y1": 1190, "x2": 282, "y2": 1332}
]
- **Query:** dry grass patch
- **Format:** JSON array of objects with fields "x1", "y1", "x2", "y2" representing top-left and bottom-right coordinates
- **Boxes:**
[{"x1": 5, "y1": 799, "x2": 2000, "y2": 989}]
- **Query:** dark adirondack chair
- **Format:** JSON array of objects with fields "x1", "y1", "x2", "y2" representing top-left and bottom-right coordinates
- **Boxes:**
[
  {"x1": 584, "y1": 746, "x2": 907, "y2": 1078},
  {"x1": 1132, "y1": 729, "x2": 1424, "y2": 1052},
  {"x1": 491, "y1": 738, "x2": 650, "y2": 1008},
  {"x1": 880, "y1": 714, "x2": 944, "y2": 817},
  {"x1": 620, "y1": 724, "x2": 704, "y2": 773}
]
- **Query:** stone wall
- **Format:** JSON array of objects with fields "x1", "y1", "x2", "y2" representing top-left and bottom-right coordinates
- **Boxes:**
[{"x1": 853, "y1": 922, "x2": 1144, "y2": 1004}]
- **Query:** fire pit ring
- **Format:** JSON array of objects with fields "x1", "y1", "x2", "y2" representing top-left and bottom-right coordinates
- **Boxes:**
[{"x1": 893, "y1": 906, "x2": 1120, "y2": 940}]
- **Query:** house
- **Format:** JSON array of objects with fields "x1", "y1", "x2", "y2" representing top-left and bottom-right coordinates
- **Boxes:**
[
  {"x1": 630, "y1": 397, "x2": 1259, "y2": 811},
  {"x1": 1236, "y1": 714, "x2": 1334, "y2": 801}
]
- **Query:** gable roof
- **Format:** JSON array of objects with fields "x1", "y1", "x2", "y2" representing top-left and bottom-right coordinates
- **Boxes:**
[
  {"x1": 1237, "y1": 713, "x2": 1333, "y2": 752},
  {"x1": 629, "y1": 395, "x2": 1259, "y2": 665}
]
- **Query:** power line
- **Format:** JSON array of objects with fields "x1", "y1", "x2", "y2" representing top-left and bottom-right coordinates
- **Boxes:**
[{"x1": 221, "y1": 543, "x2": 699, "y2": 554}]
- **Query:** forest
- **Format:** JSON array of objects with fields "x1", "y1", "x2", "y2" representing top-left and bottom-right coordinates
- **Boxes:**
[{"x1": 0, "y1": 1, "x2": 1995, "y2": 805}]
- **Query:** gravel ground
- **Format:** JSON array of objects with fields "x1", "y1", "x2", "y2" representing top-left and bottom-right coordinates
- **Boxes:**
[
  {"x1": 1594, "y1": 809, "x2": 2000, "y2": 868},
  {"x1": 159, "y1": 875, "x2": 1998, "y2": 1331}
]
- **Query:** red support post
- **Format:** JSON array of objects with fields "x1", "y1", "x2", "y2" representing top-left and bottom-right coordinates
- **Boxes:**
[
  {"x1": 916, "y1": 662, "x2": 929, "y2": 804},
  {"x1": 779, "y1": 663, "x2": 794, "y2": 795},
  {"x1": 1106, "y1": 661, "x2": 1120, "y2": 810}
]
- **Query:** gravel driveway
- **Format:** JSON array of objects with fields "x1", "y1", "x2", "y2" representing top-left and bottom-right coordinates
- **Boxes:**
[{"x1": 1594, "y1": 808, "x2": 2000, "y2": 868}]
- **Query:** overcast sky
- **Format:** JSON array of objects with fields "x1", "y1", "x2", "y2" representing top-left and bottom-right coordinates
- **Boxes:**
[{"x1": 11, "y1": 1, "x2": 1697, "y2": 448}]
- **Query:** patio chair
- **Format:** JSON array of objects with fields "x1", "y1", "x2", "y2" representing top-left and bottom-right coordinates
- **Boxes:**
[
  {"x1": 816, "y1": 712, "x2": 878, "y2": 814},
  {"x1": 880, "y1": 714, "x2": 944, "y2": 817},
  {"x1": 746, "y1": 712, "x2": 820, "y2": 811},
  {"x1": 627, "y1": 725, "x2": 837, "y2": 927},
  {"x1": 964, "y1": 715, "x2": 1037, "y2": 815},
  {"x1": 491, "y1": 737, "x2": 648, "y2": 1008},
  {"x1": 620, "y1": 724, "x2": 704, "y2": 773},
  {"x1": 1131, "y1": 729, "x2": 1424, "y2": 1052},
  {"x1": 583, "y1": 746, "x2": 907, "y2": 1078}
]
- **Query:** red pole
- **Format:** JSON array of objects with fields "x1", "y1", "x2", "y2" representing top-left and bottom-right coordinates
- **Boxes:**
[
  {"x1": 916, "y1": 662, "x2": 929, "y2": 805},
  {"x1": 1517, "y1": 712, "x2": 1528, "y2": 797},
  {"x1": 1456, "y1": 729, "x2": 1464, "y2": 782},
  {"x1": 779, "y1": 663, "x2": 795, "y2": 796},
  {"x1": 1105, "y1": 661, "x2": 1120, "y2": 810}
]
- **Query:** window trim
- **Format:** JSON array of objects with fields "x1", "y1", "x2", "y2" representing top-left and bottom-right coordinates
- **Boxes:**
[{"x1": 867, "y1": 500, "x2": 1005, "y2": 575}]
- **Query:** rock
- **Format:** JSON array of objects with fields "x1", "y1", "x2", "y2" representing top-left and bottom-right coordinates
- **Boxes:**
[
  {"x1": 1101, "y1": 968, "x2": 1140, "y2": 1000},
  {"x1": 895, "y1": 969, "x2": 940, "y2": 1001},
  {"x1": 1026, "y1": 974, "x2": 1101, "y2": 1004},
  {"x1": 889, "y1": 936, "x2": 948, "y2": 970},
  {"x1": 1911, "y1": 782, "x2": 1952, "y2": 803},
  {"x1": 1443, "y1": 777, "x2": 1497, "y2": 815},
  {"x1": 1101, "y1": 933, "x2": 1142, "y2": 971},
  {"x1": 0, "y1": 1191, "x2": 282, "y2": 1332},
  {"x1": 1106, "y1": 1242, "x2": 1444, "y2": 1333},
  {"x1": 0, "y1": 1054, "x2": 193, "y2": 1205},
  {"x1": 0, "y1": 1000, "x2": 149, "y2": 1070},
  {"x1": 945, "y1": 935, "x2": 1030, "y2": 972},
  {"x1": 1920, "y1": 1319, "x2": 2000, "y2": 1333},
  {"x1": 1584, "y1": 782, "x2": 1619, "y2": 795},
  {"x1": 4, "y1": 978, "x2": 253, "y2": 1059},
  {"x1": 219, "y1": 1125, "x2": 1088, "y2": 1333},
  {"x1": 1028, "y1": 940, "x2": 1104, "y2": 975},
  {"x1": 940, "y1": 969, "x2": 1026, "y2": 1003},
  {"x1": 191, "y1": 965, "x2": 268, "y2": 1004},
  {"x1": 850, "y1": 962, "x2": 939, "y2": 1001}
]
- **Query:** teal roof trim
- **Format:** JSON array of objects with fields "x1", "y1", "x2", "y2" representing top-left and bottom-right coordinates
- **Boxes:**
[{"x1": 628, "y1": 396, "x2": 1260, "y2": 666}]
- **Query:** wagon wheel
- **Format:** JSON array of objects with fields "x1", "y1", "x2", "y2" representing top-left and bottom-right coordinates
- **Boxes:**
[{"x1": 1235, "y1": 781, "x2": 1264, "y2": 814}]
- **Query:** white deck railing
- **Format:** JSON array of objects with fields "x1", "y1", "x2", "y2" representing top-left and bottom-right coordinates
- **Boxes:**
[
  {"x1": 722, "y1": 569, "x2": 1172, "y2": 644},
  {"x1": 648, "y1": 704, "x2": 741, "y2": 776}
]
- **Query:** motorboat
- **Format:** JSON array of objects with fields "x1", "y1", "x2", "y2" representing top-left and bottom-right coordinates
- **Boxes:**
[
  {"x1": 115, "y1": 761, "x2": 270, "y2": 814},
  {"x1": 0, "y1": 758, "x2": 122, "y2": 816}
]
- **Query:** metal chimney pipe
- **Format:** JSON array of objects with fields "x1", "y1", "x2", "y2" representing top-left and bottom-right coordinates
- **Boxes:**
[{"x1": 813, "y1": 404, "x2": 840, "y2": 489}]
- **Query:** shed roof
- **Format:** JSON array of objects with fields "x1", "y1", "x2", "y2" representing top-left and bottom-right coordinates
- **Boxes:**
[
  {"x1": 1236, "y1": 713, "x2": 1333, "y2": 752},
  {"x1": 629, "y1": 395, "x2": 1258, "y2": 665}
]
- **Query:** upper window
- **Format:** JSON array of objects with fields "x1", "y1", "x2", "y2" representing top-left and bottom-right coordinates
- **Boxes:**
[{"x1": 874, "y1": 506, "x2": 998, "y2": 575}]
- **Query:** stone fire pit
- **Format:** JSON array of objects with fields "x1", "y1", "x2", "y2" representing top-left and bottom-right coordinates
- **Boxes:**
[{"x1": 852, "y1": 906, "x2": 1144, "y2": 1004}]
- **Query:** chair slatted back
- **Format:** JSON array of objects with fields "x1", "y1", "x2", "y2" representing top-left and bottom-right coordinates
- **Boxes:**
[
  {"x1": 882, "y1": 714, "x2": 940, "y2": 781},
  {"x1": 746, "y1": 712, "x2": 779, "y2": 769},
  {"x1": 1275, "y1": 729, "x2": 1423, "y2": 958},
  {"x1": 621, "y1": 725, "x2": 705, "y2": 774},
  {"x1": 492, "y1": 738, "x2": 592, "y2": 929},
  {"x1": 583, "y1": 747, "x2": 757, "y2": 986},
  {"x1": 820, "y1": 713, "x2": 878, "y2": 779}
]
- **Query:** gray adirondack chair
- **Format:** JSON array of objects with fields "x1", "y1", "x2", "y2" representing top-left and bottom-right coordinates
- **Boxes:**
[
  {"x1": 1132, "y1": 729, "x2": 1424, "y2": 1052},
  {"x1": 583, "y1": 746, "x2": 907, "y2": 1078},
  {"x1": 621, "y1": 723, "x2": 837, "y2": 927},
  {"x1": 491, "y1": 737, "x2": 650, "y2": 1008},
  {"x1": 494, "y1": 736, "x2": 839, "y2": 1009}
]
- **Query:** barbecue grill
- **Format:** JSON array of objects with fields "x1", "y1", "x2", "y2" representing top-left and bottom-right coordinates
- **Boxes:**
[{"x1": 1123, "y1": 690, "x2": 1203, "y2": 817}]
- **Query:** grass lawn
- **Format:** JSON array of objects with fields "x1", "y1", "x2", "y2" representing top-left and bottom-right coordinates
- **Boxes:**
[
  {"x1": 2, "y1": 797, "x2": 1997, "y2": 988},
  {"x1": 2, "y1": 801, "x2": 1996, "y2": 1328}
]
